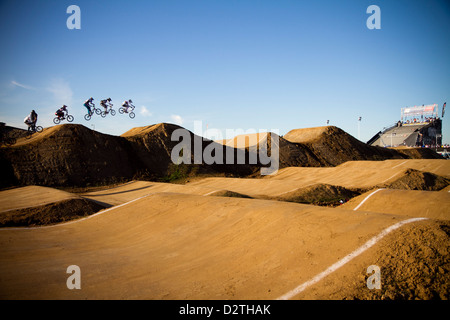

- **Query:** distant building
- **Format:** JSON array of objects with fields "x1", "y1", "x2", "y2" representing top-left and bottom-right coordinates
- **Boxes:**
[{"x1": 367, "y1": 104, "x2": 442, "y2": 148}]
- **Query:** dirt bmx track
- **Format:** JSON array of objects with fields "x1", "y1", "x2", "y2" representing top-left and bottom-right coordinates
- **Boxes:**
[
  {"x1": 0, "y1": 191, "x2": 444, "y2": 300},
  {"x1": 0, "y1": 124, "x2": 449, "y2": 300}
]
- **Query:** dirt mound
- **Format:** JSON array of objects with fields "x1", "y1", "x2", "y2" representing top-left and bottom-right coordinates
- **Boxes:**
[
  {"x1": 1, "y1": 125, "x2": 28, "y2": 140},
  {"x1": 122, "y1": 122, "x2": 259, "y2": 180},
  {"x1": 342, "y1": 189, "x2": 450, "y2": 220},
  {"x1": 0, "y1": 124, "x2": 139, "y2": 187},
  {"x1": 275, "y1": 183, "x2": 362, "y2": 206},
  {"x1": 120, "y1": 123, "x2": 166, "y2": 137},
  {"x1": 0, "y1": 123, "x2": 260, "y2": 188},
  {"x1": 1, "y1": 123, "x2": 444, "y2": 188},
  {"x1": 309, "y1": 220, "x2": 450, "y2": 300},
  {"x1": 383, "y1": 169, "x2": 450, "y2": 191},
  {"x1": 214, "y1": 126, "x2": 444, "y2": 171},
  {"x1": 283, "y1": 126, "x2": 436, "y2": 166},
  {"x1": 220, "y1": 131, "x2": 323, "y2": 170},
  {"x1": 273, "y1": 133, "x2": 324, "y2": 168},
  {"x1": 204, "y1": 189, "x2": 252, "y2": 199},
  {"x1": 0, "y1": 198, "x2": 106, "y2": 227},
  {"x1": 283, "y1": 126, "x2": 330, "y2": 143},
  {"x1": 360, "y1": 221, "x2": 450, "y2": 300},
  {"x1": 395, "y1": 147, "x2": 444, "y2": 159}
]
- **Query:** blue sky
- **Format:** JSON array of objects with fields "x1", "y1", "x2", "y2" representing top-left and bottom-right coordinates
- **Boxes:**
[{"x1": 0, "y1": 0, "x2": 449, "y2": 143}]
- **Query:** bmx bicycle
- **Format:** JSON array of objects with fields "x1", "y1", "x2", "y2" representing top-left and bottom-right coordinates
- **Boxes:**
[
  {"x1": 84, "y1": 103, "x2": 102, "y2": 121},
  {"x1": 100, "y1": 104, "x2": 116, "y2": 118},
  {"x1": 118, "y1": 105, "x2": 135, "y2": 119},
  {"x1": 25, "y1": 124, "x2": 44, "y2": 139},
  {"x1": 53, "y1": 114, "x2": 74, "y2": 125}
]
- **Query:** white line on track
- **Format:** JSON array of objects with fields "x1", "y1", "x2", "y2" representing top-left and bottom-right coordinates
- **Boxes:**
[
  {"x1": 276, "y1": 217, "x2": 428, "y2": 300},
  {"x1": 0, "y1": 193, "x2": 154, "y2": 231},
  {"x1": 203, "y1": 190, "x2": 220, "y2": 196},
  {"x1": 392, "y1": 160, "x2": 408, "y2": 169},
  {"x1": 353, "y1": 188, "x2": 384, "y2": 211},
  {"x1": 381, "y1": 171, "x2": 402, "y2": 184}
]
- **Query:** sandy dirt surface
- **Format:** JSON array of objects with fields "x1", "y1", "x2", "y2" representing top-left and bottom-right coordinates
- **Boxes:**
[
  {"x1": 1, "y1": 191, "x2": 437, "y2": 300},
  {"x1": 0, "y1": 133, "x2": 448, "y2": 300},
  {"x1": 187, "y1": 159, "x2": 450, "y2": 196},
  {"x1": 0, "y1": 186, "x2": 80, "y2": 212},
  {"x1": 342, "y1": 189, "x2": 450, "y2": 220},
  {"x1": 296, "y1": 219, "x2": 450, "y2": 300},
  {"x1": 80, "y1": 180, "x2": 217, "y2": 206}
]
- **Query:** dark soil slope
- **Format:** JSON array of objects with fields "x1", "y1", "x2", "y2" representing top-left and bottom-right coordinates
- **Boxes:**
[
  {"x1": 0, "y1": 198, "x2": 106, "y2": 227},
  {"x1": 274, "y1": 183, "x2": 361, "y2": 206},
  {"x1": 0, "y1": 123, "x2": 259, "y2": 188},
  {"x1": 1, "y1": 123, "x2": 443, "y2": 188},
  {"x1": 283, "y1": 126, "x2": 441, "y2": 166},
  {"x1": 122, "y1": 123, "x2": 259, "y2": 178},
  {"x1": 383, "y1": 169, "x2": 450, "y2": 191},
  {"x1": 1, "y1": 124, "x2": 138, "y2": 187}
]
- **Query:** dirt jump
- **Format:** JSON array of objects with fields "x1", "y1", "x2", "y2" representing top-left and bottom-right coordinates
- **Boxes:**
[{"x1": 0, "y1": 123, "x2": 448, "y2": 300}]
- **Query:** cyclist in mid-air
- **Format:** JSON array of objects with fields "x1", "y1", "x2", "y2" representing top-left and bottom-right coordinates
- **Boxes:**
[
  {"x1": 84, "y1": 97, "x2": 94, "y2": 115},
  {"x1": 24, "y1": 109, "x2": 38, "y2": 131},
  {"x1": 121, "y1": 99, "x2": 135, "y2": 113},
  {"x1": 55, "y1": 105, "x2": 68, "y2": 120},
  {"x1": 100, "y1": 98, "x2": 112, "y2": 114}
]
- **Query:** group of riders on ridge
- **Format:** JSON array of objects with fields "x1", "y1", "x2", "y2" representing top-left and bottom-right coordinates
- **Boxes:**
[{"x1": 23, "y1": 98, "x2": 135, "y2": 132}]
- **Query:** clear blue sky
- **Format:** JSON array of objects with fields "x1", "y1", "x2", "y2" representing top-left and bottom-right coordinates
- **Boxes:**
[{"x1": 0, "y1": 0, "x2": 449, "y2": 143}]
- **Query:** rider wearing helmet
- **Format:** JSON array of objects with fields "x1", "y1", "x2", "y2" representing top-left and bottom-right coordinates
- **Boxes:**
[
  {"x1": 121, "y1": 99, "x2": 135, "y2": 113},
  {"x1": 84, "y1": 97, "x2": 94, "y2": 116},
  {"x1": 56, "y1": 105, "x2": 68, "y2": 120},
  {"x1": 24, "y1": 110, "x2": 38, "y2": 130},
  {"x1": 100, "y1": 98, "x2": 112, "y2": 113}
]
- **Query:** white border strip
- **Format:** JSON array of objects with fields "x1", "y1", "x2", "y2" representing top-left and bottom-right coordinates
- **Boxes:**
[
  {"x1": 381, "y1": 172, "x2": 402, "y2": 184},
  {"x1": 276, "y1": 217, "x2": 428, "y2": 300},
  {"x1": 353, "y1": 188, "x2": 384, "y2": 211},
  {"x1": 203, "y1": 190, "x2": 220, "y2": 196},
  {"x1": 392, "y1": 160, "x2": 408, "y2": 169}
]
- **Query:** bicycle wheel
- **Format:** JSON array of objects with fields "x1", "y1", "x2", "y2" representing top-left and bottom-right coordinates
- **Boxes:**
[
  {"x1": 110, "y1": 109, "x2": 116, "y2": 116},
  {"x1": 35, "y1": 126, "x2": 43, "y2": 133},
  {"x1": 84, "y1": 114, "x2": 91, "y2": 121},
  {"x1": 119, "y1": 108, "x2": 125, "y2": 114},
  {"x1": 95, "y1": 108, "x2": 102, "y2": 115},
  {"x1": 53, "y1": 117, "x2": 61, "y2": 125},
  {"x1": 25, "y1": 128, "x2": 33, "y2": 139},
  {"x1": 101, "y1": 111, "x2": 107, "y2": 118},
  {"x1": 129, "y1": 112, "x2": 135, "y2": 119},
  {"x1": 67, "y1": 115, "x2": 74, "y2": 122}
]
